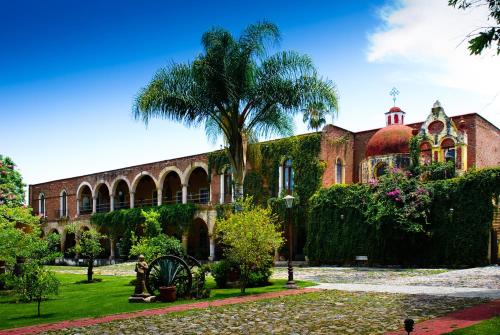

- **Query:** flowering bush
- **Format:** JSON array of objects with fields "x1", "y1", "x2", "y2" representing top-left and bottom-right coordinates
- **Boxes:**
[{"x1": 365, "y1": 168, "x2": 431, "y2": 233}]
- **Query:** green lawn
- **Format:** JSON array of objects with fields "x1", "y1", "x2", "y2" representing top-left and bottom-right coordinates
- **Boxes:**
[
  {"x1": 445, "y1": 317, "x2": 500, "y2": 334},
  {"x1": 0, "y1": 272, "x2": 315, "y2": 330}
]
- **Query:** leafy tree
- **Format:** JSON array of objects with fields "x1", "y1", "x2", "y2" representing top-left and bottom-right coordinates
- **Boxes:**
[
  {"x1": 134, "y1": 21, "x2": 338, "y2": 199},
  {"x1": 0, "y1": 155, "x2": 25, "y2": 206},
  {"x1": 449, "y1": 0, "x2": 500, "y2": 55},
  {"x1": 129, "y1": 233, "x2": 185, "y2": 262},
  {"x1": 68, "y1": 225, "x2": 105, "y2": 282},
  {"x1": 10, "y1": 263, "x2": 59, "y2": 317},
  {"x1": 302, "y1": 101, "x2": 332, "y2": 131},
  {"x1": 215, "y1": 197, "x2": 283, "y2": 293}
]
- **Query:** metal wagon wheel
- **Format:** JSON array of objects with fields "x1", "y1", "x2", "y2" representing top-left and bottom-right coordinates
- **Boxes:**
[
  {"x1": 185, "y1": 255, "x2": 202, "y2": 272},
  {"x1": 145, "y1": 255, "x2": 192, "y2": 297}
]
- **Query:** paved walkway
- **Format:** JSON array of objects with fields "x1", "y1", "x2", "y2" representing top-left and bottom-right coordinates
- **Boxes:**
[
  {"x1": 386, "y1": 299, "x2": 500, "y2": 335},
  {"x1": 316, "y1": 283, "x2": 500, "y2": 299},
  {"x1": 0, "y1": 288, "x2": 317, "y2": 335}
]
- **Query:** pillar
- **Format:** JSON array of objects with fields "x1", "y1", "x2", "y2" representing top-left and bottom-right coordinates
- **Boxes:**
[
  {"x1": 92, "y1": 196, "x2": 97, "y2": 214},
  {"x1": 130, "y1": 192, "x2": 135, "y2": 209},
  {"x1": 219, "y1": 174, "x2": 224, "y2": 204},
  {"x1": 76, "y1": 198, "x2": 80, "y2": 216},
  {"x1": 182, "y1": 184, "x2": 188, "y2": 204},
  {"x1": 182, "y1": 232, "x2": 188, "y2": 251},
  {"x1": 109, "y1": 238, "x2": 115, "y2": 261},
  {"x1": 209, "y1": 236, "x2": 215, "y2": 261},
  {"x1": 157, "y1": 188, "x2": 163, "y2": 206},
  {"x1": 110, "y1": 195, "x2": 115, "y2": 212},
  {"x1": 278, "y1": 166, "x2": 284, "y2": 195}
]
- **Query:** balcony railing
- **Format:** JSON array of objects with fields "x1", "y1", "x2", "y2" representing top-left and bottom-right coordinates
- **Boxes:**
[
  {"x1": 96, "y1": 203, "x2": 110, "y2": 213},
  {"x1": 79, "y1": 207, "x2": 92, "y2": 215},
  {"x1": 114, "y1": 201, "x2": 130, "y2": 210},
  {"x1": 135, "y1": 198, "x2": 157, "y2": 208},
  {"x1": 187, "y1": 191, "x2": 209, "y2": 204},
  {"x1": 162, "y1": 197, "x2": 182, "y2": 205}
]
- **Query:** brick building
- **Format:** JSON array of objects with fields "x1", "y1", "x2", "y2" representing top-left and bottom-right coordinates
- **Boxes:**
[{"x1": 29, "y1": 101, "x2": 500, "y2": 262}]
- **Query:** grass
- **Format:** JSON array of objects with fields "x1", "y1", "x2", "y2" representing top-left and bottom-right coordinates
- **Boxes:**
[
  {"x1": 0, "y1": 272, "x2": 315, "y2": 330},
  {"x1": 445, "y1": 316, "x2": 500, "y2": 334}
]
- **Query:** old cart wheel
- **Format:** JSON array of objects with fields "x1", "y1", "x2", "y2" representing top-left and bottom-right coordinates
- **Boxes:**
[
  {"x1": 185, "y1": 255, "x2": 202, "y2": 271},
  {"x1": 146, "y1": 255, "x2": 192, "y2": 297}
]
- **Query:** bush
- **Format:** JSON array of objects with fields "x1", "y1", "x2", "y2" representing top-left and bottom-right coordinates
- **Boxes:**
[
  {"x1": 210, "y1": 258, "x2": 273, "y2": 289},
  {"x1": 129, "y1": 234, "x2": 185, "y2": 263},
  {"x1": 191, "y1": 264, "x2": 211, "y2": 299}
]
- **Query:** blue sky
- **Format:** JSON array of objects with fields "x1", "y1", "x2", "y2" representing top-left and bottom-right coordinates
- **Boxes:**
[{"x1": 1, "y1": 0, "x2": 498, "y2": 186}]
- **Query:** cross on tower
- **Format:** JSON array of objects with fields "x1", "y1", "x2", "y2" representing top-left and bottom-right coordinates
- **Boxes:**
[{"x1": 389, "y1": 87, "x2": 399, "y2": 106}]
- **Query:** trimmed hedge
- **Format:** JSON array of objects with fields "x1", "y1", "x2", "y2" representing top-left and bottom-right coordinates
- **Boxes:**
[{"x1": 306, "y1": 168, "x2": 500, "y2": 267}]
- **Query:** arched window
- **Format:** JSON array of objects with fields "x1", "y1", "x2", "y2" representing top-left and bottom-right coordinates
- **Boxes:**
[
  {"x1": 420, "y1": 142, "x2": 432, "y2": 165},
  {"x1": 394, "y1": 114, "x2": 399, "y2": 124},
  {"x1": 283, "y1": 159, "x2": 294, "y2": 194},
  {"x1": 375, "y1": 162, "x2": 388, "y2": 179},
  {"x1": 39, "y1": 193, "x2": 46, "y2": 216},
  {"x1": 336, "y1": 158, "x2": 343, "y2": 184},
  {"x1": 387, "y1": 115, "x2": 392, "y2": 125},
  {"x1": 60, "y1": 191, "x2": 67, "y2": 217},
  {"x1": 441, "y1": 138, "x2": 455, "y2": 163},
  {"x1": 82, "y1": 195, "x2": 91, "y2": 212}
]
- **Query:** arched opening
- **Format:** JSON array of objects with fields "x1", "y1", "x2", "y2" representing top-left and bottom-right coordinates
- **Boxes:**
[
  {"x1": 420, "y1": 141, "x2": 432, "y2": 165},
  {"x1": 38, "y1": 193, "x2": 46, "y2": 216},
  {"x1": 374, "y1": 162, "x2": 388, "y2": 179},
  {"x1": 335, "y1": 158, "x2": 344, "y2": 184},
  {"x1": 114, "y1": 180, "x2": 130, "y2": 210},
  {"x1": 95, "y1": 184, "x2": 111, "y2": 213},
  {"x1": 187, "y1": 167, "x2": 209, "y2": 204},
  {"x1": 59, "y1": 191, "x2": 68, "y2": 218},
  {"x1": 283, "y1": 159, "x2": 294, "y2": 194},
  {"x1": 48, "y1": 229, "x2": 61, "y2": 253},
  {"x1": 162, "y1": 171, "x2": 182, "y2": 204},
  {"x1": 441, "y1": 138, "x2": 456, "y2": 163},
  {"x1": 64, "y1": 232, "x2": 76, "y2": 258},
  {"x1": 135, "y1": 175, "x2": 157, "y2": 207},
  {"x1": 99, "y1": 236, "x2": 111, "y2": 259},
  {"x1": 78, "y1": 185, "x2": 93, "y2": 215},
  {"x1": 188, "y1": 218, "x2": 210, "y2": 260},
  {"x1": 394, "y1": 114, "x2": 399, "y2": 124}
]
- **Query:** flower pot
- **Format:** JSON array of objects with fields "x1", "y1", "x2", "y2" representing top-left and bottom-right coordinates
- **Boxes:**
[{"x1": 159, "y1": 286, "x2": 177, "y2": 302}]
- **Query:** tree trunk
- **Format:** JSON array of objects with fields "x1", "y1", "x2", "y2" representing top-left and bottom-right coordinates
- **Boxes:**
[
  {"x1": 37, "y1": 298, "x2": 41, "y2": 317},
  {"x1": 87, "y1": 258, "x2": 93, "y2": 282}
]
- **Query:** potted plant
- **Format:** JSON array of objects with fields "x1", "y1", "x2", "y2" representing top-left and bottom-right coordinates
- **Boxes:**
[{"x1": 157, "y1": 258, "x2": 181, "y2": 302}]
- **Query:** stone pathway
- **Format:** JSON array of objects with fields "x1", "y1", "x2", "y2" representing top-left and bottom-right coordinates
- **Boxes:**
[{"x1": 41, "y1": 290, "x2": 489, "y2": 335}]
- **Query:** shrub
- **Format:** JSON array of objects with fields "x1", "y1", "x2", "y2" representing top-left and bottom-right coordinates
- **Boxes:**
[
  {"x1": 210, "y1": 258, "x2": 273, "y2": 289},
  {"x1": 129, "y1": 234, "x2": 185, "y2": 263},
  {"x1": 215, "y1": 197, "x2": 283, "y2": 293}
]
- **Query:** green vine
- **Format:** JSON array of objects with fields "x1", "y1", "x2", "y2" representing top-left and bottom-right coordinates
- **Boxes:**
[{"x1": 207, "y1": 150, "x2": 230, "y2": 182}]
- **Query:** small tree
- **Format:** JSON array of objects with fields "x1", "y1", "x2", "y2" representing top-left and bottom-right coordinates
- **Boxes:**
[
  {"x1": 215, "y1": 197, "x2": 283, "y2": 293},
  {"x1": 10, "y1": 263, "x2": 59, "y2": 317},
  {"x1": 68, "y1": 226, "x2": 104, "y2": 282},
  {"x1": 0, "y1": 155, "x2": 25, "y2": 206}
]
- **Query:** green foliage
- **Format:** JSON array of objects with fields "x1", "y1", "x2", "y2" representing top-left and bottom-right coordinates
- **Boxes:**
[
  {"x1": 67, "y1": 226, "x2": 105, "y2": 282},
  {"x1": 449, "y1": 0, "x2": 500, "y2": 55},
  {"x1": 302, "y1": 101, "x2": 332, "y2": 131},
  {"x1": 210, "y1": 258, "x2": 273, "y2": 289},
  {"x1": 0, "y1": 155, "x2": 25, "y2": 206},
  {"x1": 9, "y1": 263, "x2": 59, "y2": 317},
  {"x1": 215, "y1": 197, "x2": 283, "y2": 293},
  {"x1": 134, "y1": 21, "x2": 338, "y2": 199},
  {"x1": 207, "y1": 150, "x2": 230, "y2": 182},
  {"x1": 409, "y1": 135, "x2": 421, "y2": 176},
  {"x1": 191, "y1": 264, "x2": 211, "y2": 299},
  {"x1": 210, "y1": 259, "x2": 234, "y2": 288},
  {"x1": 307, "y1": 167, "x2": 500, "y2": 267},
  {"x1": 129, "y1": 234, "x2": 185, "y2": 263},
  {"x1": 91, "y1": 204, "x2": 196, "y2": 259},
  {"x1": 421, "y1": 161, "x2": 456, "y2": 181},
  {"x1": 141, "y1": 209, "x2": 161, "y2": 237}
]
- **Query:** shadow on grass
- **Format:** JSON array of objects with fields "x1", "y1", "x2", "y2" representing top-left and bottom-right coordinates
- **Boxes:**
[
  {"x1": 10, "y1": 313, "x2": 58, "y2": 321},
  {"x1": 74, "y1": 279, "x2": 103, "y2": 284}
]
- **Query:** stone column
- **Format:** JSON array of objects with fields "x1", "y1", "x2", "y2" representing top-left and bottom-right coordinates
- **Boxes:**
[
  {"x1": 110, "y1": 195, "x2": 115, "y2": 212},
  {"x1": 130, "y1": 192, "x2": 135, "y2": 209},
  {"x1": 92, "y1": 197, "x2": 97, "y2": 214},
  {"x1": 157, "y1": 188, "x2": 163, "y2": 206},
  {"x1": 278, "y1": 166, "x2": 284, "y2": 195},
  {"x1": 109, "y1": 238, "x2": 115, "y2": 261},
  {"x1": 182, "y1": 184, "x2": 188, "y2": 204},
  {"x1": 209, "y1": 236, "x2": 215, "y2": 261},
  {"x1": 76, "y1": 198, "x2": 80, "y2": 216},
  {"x1": 219, "y1": 174, "x2": 224, "y2": 204},
  {"x1": 182, "y1": 232, "x2": 189, "y2": 251}
]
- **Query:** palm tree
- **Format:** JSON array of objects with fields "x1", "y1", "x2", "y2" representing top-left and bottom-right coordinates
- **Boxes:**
[
  {"x1": 302, "y1": 101, "x2": 333, "y2": 132},
  {"x1": 134, "y1": 21, "x2": 338, "y2": 200}
]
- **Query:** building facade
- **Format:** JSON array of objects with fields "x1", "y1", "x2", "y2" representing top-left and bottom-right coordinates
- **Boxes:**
[{"x1": 29, "y1": 102, "x2": 500, "y2": 262}]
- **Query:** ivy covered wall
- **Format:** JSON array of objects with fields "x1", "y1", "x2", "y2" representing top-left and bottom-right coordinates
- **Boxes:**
[{"x1": 306, "y1": 167, "x2": 500, "y2": 267}]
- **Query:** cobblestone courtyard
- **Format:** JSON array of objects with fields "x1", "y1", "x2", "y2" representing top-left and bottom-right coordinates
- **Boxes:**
[{"x1": 40, "y1": 265, "x2": 500, "y2": 334}]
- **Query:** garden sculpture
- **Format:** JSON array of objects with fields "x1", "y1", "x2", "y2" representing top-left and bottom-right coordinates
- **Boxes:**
[{"x1": 134, "y1": 255, "x2": 149, "y2": 295}]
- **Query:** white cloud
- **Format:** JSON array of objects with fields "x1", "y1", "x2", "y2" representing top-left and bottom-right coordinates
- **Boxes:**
[{"x1": 368, "y1": 0, "x2": 500, "y2": 120}]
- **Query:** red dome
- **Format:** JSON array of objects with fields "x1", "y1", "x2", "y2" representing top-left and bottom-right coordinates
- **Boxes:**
[
  {"x1": 388, "y1": 106, "x2": 402, "y2": 113},
  {"x1": 366, "y1": 124, "x2": 413, "y2": 157}
]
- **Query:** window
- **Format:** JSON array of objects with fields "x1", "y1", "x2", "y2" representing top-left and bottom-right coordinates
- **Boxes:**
[
  {"x1": 375, "y1": 162, "x2": 388, "y2": 179},
  {"x1": 39, "y1": 193, "x2": 46, "y2": 216},
  {"x1": 224, "y1": 170, "x2": 232, "y2": 198},
  {"x1": 283, "y1": 159, "x2": 294, "y2": 194},
  {"x1": 394, "y1": 114, "x2": 399, "y2": 124},
  {"x1": 420, "y1": 142, "x2": 432, "y2": 165},
  {"x1": 82, "y1": 196, "x2": 91, "y2": 211},
  {"x1": 199, "y1": 188, "x2": 209, "y2": 204},
  {"x1": 336, "y1": 159, "x2": 343, "y2": 184},
  {"x1": 60, "y1": 191, "x2": 67, "y2": 217},
  {"x1": 441, "y1": 138, "x2": 455, "y2": 163},
  {"x1": 387, "y1": 115, "x2": 392, "y2": 125}
]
